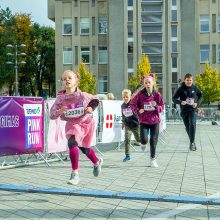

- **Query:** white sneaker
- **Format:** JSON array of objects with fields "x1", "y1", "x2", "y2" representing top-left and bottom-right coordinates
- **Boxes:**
[
  {"x1": 67, "y1": 172, "x2": 79, "y2": 185},
  {"x1": 141, "y1": 144, "x2": 147, "y2": 151},
  {"x1": 150, "y1": 158, "x2": 158, "y2": 168}
]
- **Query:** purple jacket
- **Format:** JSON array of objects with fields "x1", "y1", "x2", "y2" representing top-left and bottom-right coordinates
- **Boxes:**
[{"x1": 130, "y1": 89, "x2": 164, "y2": 125}]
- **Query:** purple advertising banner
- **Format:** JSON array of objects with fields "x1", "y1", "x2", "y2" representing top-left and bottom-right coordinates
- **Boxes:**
[{"x1": 0, "y1": 96, "x2": 44, "y2": 156}]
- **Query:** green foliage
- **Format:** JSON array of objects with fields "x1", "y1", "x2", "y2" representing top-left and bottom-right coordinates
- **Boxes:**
[
  {"x1": 77, "y1": 62, "x2": 96, "y2": 94},
  {"x1": 128, "y1": 54, "x2": 151, "y2": 91},
  {"x1": 195, "y1": 62, "x2": 220, "y2": 105},
  {"x1": 0, "y1": 7, "x2": 55, "y2": 97}
]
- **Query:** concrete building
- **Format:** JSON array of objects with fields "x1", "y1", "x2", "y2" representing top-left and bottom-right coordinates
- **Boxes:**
[{"x1": 48, "y1": 0, "x2": 220, "y2": 104}]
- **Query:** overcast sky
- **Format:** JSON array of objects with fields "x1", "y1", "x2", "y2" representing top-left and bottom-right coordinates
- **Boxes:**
[{"x1": 0, "y1": 0, "x2": 55, "y2": 27}]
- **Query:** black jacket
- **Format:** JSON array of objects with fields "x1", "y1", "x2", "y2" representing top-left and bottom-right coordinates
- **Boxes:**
[
  {"x1": 121, "y1": 101, "x2": 139, "y2": 128},
  {"x1": 172, "y1": 83, "x2": 203, "y2": 113}
]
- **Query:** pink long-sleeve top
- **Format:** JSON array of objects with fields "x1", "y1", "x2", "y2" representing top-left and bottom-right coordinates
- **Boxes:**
[
  {"x1": 130, "y1": 89, "x2": 164, "y2": 125},
  {"x1": 50, "y1": 89, "x2": 99, "y2": 121},
  {"x1": 49, "y1": 89, "x2": 99, "y2": 147}
]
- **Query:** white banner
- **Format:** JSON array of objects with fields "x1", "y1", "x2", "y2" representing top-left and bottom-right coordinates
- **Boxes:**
[{"x1": 101, "y1": 100, "x2": 124, "y2": 143}]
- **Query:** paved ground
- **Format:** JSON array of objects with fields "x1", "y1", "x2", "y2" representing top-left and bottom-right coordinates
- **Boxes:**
[{"x1": 0, "y1": 122, "x2": 220, "y2": 219}]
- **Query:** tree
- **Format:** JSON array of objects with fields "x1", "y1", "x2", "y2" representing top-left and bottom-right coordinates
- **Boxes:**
[
  {"x1": 0, "y1": 7, "x2": 16, "y2": 94},
  {"x1": 76, "y1": 62, "x2": 96, "y2": 94},
  {"x1": 0, "y1": 7, "x2": 56, "y2": 97},
  {"x1": 195, "y1": 62, "x2": 220, "y2": 105},
  {"x1": 128, "y1": 54, "x2": 152, "y2": 92}
]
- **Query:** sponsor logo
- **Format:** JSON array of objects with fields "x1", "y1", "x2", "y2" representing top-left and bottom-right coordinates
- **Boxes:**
[
  {"x1": 23, "y1": 104, "x2": 42, "y2": 116},
  {"x1": 106, "y1": 114, "x2": 113, "y2": 128},
  {"x1": 105, "y1": 114, "x2": 122, "y2": 129}
]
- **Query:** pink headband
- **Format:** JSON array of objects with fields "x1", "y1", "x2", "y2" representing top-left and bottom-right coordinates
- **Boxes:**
[{"x1": 141, "y1": 73, "x2": 154, "y2": 82}]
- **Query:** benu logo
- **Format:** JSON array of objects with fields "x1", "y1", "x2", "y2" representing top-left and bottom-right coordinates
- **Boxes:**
[
  {"x1": 26, "y1": 107, "x2": 41, "y2": 115},
  {"x1": 106, "y1": 114, "x2": 113, "y2": 128},
  {"x1": 23, "y1": 104, "x2": 42, "y2": 117}
]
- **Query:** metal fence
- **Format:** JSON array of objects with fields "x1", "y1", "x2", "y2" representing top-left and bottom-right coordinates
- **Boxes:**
[{"x1": 166, "y1": 107, "x2": 220, "y2": 122}]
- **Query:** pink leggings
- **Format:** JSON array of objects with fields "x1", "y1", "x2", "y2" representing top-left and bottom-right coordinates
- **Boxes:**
[{"x1": 69, "y1": 146, "x2": 99, "y2": 170}]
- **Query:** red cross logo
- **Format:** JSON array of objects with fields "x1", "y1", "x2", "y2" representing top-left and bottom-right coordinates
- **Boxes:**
[{"x1": 106, "y1": 114, "x2": 113, "y2": 128}]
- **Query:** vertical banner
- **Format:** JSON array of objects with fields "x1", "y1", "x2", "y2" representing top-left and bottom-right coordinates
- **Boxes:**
[
  {"x1": 46, "y1": 99, "x2": 98, "y2": 153},
  {"x1": 46, "y1": 99, "x2": 67, "y2": 153},
  {"x1": 101, "y1": 100, "x2": 124, "y2": 143},
  {"x1": 0, "y1": 96, "x2": 44, "y2": 156},
  {"x1": 159, "y1": 107, "x2": 166, "y2": 133}
]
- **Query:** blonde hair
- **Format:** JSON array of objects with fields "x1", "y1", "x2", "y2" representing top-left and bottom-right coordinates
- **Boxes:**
[
  {"x1": 61, "y1": 70, "x2": 80, "y2": 81},
  {"x1": 107, "y1": 93, "x2": 115, "y2": 100},
  {"x1": 122, "y1": 89, "x2": 131, "y2": 97}
]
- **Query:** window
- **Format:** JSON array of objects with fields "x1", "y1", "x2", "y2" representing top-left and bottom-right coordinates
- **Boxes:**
[
  {"x1": 171, "y1": 10, "x2": 177, "y2": 22},
  {"x1": 98, "y1": 17, "x2": 107, "y2": 34},
  {"x1": 74, "y1": 17, "x2": 78, "y2": 35},
  {"x1": 200, "y1": 45, "x2": 210, "y2": 63},
  {"x1": 128, "y1": 23, "x2": 133, "y2": 38},
  {"x1": 200, "y1": 15, "x2": 210, "y2": 32},
  {"x1": 92, "y1": 0, "x2": 95, "y2": 7},
  {"x1": 128, "y1": 0, "x2": 133, "y2": 6},
  {"x1": 128, "y1": 54, "x2": 133, "y2": 69},
  {"x1": 218, "y1": 15, "x2": 220, "y2": 32},
  {"x1": 218, "y1": 45, "x2": 220, "y2": 62},
  {"x1": 98, "y1": 46, "x2": 107, "y2": 64},
  {"x1": 212, "y1": 14, "x2": 216, "y2": 33},
  {"x1": 92, "y1": 17, "x2": 95, "y2": 35},
  {"x1": 212, "y1": 44, "x2": 216, "y2": 63},
  {"x1": 98, "y1": 75, "x2": 108, "y2": 93},
  {"x1": 171, "y1": 25, "x2": 177, "y2": 37},
  {"x1": 172, "y1": 0, "x2": 177, "y2": 6},
  {"x1": 80, "y1": 18, "x2": 90, "y2": 35},
  {"x1": 172, "y1": 57, "x2": 177, "y2": 68},
  {"x1": 172, "y1": 41, "x2": 177, "y2": 53},
  {"x1": 128, "y1": 42, "x2": 133, "y2": 53},
  {"x1": 172, "y1": 72, "x2": 178, "y2": 83},
  {"x1": 128, "y1": 10, "x2": 133, "y2": 22},
  {"x1": 63, "y1": 47, "x2": 72, "y2": 64},
  {"x1": 63, "y1": 18, "x2": 72, "y2": 35},
  {"x1": 81, "y1": 47, "x2": 90, "y2": 63}
]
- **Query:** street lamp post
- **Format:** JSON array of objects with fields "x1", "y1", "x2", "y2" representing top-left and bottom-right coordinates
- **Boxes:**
[{"x1": 6, "y1": 44, "x2": 26, "y2": 96}]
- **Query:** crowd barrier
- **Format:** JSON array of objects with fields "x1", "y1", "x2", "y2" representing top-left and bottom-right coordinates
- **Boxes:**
[{"x1": 0, "y1": 96, "x2": 167, "y2": 168}]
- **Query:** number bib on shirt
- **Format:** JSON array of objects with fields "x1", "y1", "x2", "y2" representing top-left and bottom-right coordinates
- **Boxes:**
[
  {"x1": 65, "y1": 103, "x2": 84, "y2": 118},
  {"x1": 144, "y1": 102, "x2": 155, "y2": 111},
  {"x1": 123, "y1": 108, "x2": 133, "y2": 117},
  {"x1": 186, "y1": 98, "x2": 194, "y2": 105}
]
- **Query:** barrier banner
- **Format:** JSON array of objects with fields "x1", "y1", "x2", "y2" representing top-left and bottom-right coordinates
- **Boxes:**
[
  {"x1": 101, "y1": 100, "x2": 124, "y2": 143},
  {"x1": 46, "y1": 99, "x2": 98, "y2": 153},
  {"x1": 159, "y1": 109, "x2": 166, "y2": 133},
  {"x1": 0, "y1": 96, "x2": 44, "y2": 156}
]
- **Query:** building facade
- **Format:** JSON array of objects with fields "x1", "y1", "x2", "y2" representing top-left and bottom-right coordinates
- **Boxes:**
[{"x1": 48, "y1": 0, "x2": 220, "y2": 104}]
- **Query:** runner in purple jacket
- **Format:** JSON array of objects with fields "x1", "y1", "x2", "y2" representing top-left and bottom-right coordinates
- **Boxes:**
[{"x1": 130, "y1": 74, "x2": 164, "y2": 167}]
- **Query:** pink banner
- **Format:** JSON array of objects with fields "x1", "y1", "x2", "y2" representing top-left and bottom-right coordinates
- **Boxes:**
[
  {"x1": 46, "y1": 99, "x2": 67, "y2": 153},
  {"x1": 0, "y1": 96, "x2": 44, "y2": 156}
]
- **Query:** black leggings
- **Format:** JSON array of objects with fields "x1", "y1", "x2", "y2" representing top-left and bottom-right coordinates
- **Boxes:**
[
  {"x1": 140, "y1": 123, "x2": 159, "y2": 158},
  {"x1": 181, "y1": 110, "x2": 196, "y2": 144},
  {"x1": 68, "y1": 135, "x2": 90, "y2": 154}
]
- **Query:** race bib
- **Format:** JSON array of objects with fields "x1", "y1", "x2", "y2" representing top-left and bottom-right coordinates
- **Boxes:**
[
  {"x1": 123, "y1": 108, "x2": 133, "y2": 117},
  {"x1": 144, "y1": 102, "x2": 155, "y2": 111},
  {"x1": 186, "y1": 98, "x2": 194, "y2": 105},
  {"x1": 65, "y1": 103, "x2": 84, "y2": 118}
]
